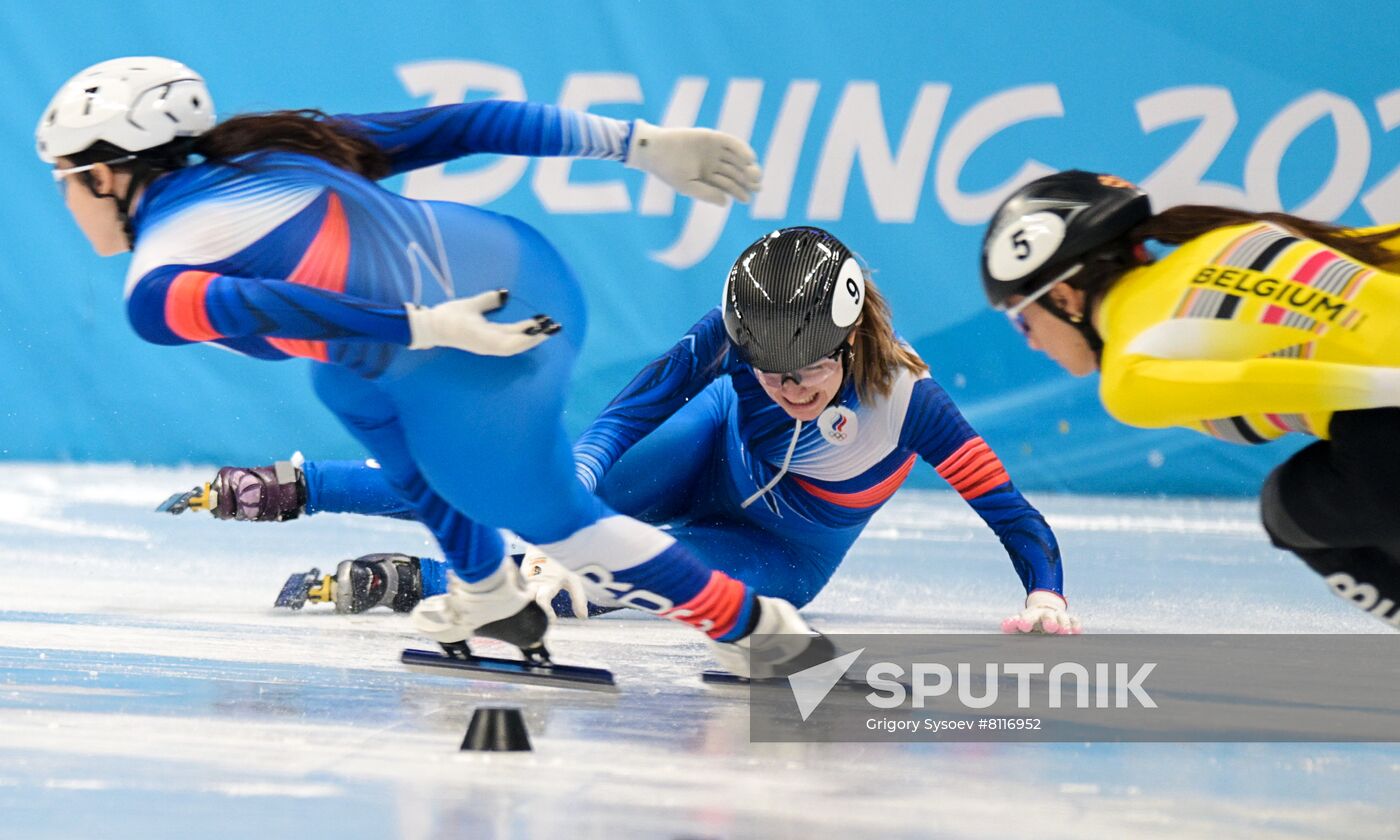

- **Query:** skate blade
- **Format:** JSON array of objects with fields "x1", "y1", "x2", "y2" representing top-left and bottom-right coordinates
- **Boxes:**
[
  {"x1": 702, "y1": 670, "x2": 896, "y2": 691},
  {"x1": 155, "y1": 488, "x2": 198, "y2": 514},
  {"x1": 155, "y1": 484, "x2": 214, "y2": 515},
  {"x1": 274, "y1": 569, "x2": 321, "y2": 610},
  {"x1": 401, "y1": 648, "x2": 617, "y2": 692},
  {"x1": 702, "y1": 671, "x2": 866, "y2": 686},
  {"x1": 702, "y1": 670, "x2": 751, "y2": 686}
]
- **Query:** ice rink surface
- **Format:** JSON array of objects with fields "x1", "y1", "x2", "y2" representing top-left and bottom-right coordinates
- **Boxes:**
[{"x1": 1, "y1": 463, "x2": 1396, "y2": 839}]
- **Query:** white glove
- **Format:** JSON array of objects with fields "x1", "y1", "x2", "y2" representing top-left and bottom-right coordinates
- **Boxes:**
[
  {"x1": 625, "y1": 119, "x2": 762, "y2": 205},
  {"x1": 520, "y1": 548, "x2": 590, "y2": 619},
  {"x1": 1002, "y1": 590, "x2": 1082, "y2": 635},
  {"x1": 405, "y1": 289, "x2": 559, "y2": 355}
]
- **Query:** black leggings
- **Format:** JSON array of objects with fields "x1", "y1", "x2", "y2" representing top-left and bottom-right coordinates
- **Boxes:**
[{"x1": 1260, "y1": 408, "x2": 1400, "y2": 628}]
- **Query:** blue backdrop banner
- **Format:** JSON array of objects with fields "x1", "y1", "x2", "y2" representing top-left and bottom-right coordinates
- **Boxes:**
[{"x1": 2, "y1": 0, "x2": 1394, "y2": 495}]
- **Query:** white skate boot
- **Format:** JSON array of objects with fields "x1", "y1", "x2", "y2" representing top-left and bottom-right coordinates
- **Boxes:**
[
  {"x1": 710, "y1": 596, "x2": 839, "y2": 680},
  {"x1": 411, "y1": 562, "x2": 550, "y2": 660},
  {"x1": 404, "y1": 559, "x2": 616, "y2": 689}
]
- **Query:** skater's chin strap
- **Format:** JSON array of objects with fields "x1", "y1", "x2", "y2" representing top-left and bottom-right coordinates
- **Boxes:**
[
  {"x1": 79, "y1": 142, "x2": 194, "y2": 249},
  {"x1": 741, "y1": 419, "x2": 802, "y2": 509}
]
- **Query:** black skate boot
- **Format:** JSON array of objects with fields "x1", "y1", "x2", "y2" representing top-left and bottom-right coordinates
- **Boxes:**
[
  {"x1": 275, "y1": 553, "x2": 424, "y2": 613},
  {"x1": 158, "y1": 459, "x2": 306, "y2": 521}
]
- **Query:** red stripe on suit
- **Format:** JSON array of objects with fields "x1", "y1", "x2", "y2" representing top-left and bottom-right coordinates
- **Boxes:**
[
  {"x1": 164, "y1": 270, "x2": 224, "y2": 342},
  {"x1": 935, "y1": 437, "x2": 1010, "y2": 500},
  {"x1": 266, "y1": 193, "x2": 351, "y2": 363},
  {"x1": 792, "y1": 454, "x2": 917, "y2": 509},
  {"x1": 668, "y1": 571, "x2": 747, "y2": 639}
]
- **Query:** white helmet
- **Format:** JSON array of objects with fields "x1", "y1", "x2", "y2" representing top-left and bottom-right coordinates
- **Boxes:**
[{"x1": 36, "y1": 56, "x2": 216, "y2": 163}]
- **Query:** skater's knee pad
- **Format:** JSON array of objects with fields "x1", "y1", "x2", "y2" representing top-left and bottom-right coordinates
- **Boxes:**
[{"x1": 1259, "y1": 464, "x2": 1328, "y2": 551}]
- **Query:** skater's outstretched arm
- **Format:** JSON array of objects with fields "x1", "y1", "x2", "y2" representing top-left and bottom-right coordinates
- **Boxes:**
[
  {"x1": 900, "y1": 377, "x2": 1074, "y2": 631},
  {"x1": 129, "y1": 266, "x2": 552, "y2": 355},
  {"x1": 573, "y1": 308, "x2": 732, "y2": 491},
  {"x1": 129, "y1": 264, "x2": 411, "y2": 345},
  {"x1": 339, "y1": 101, "x2": 631, "y2": 175},
  {"x1": 340, "y1": 102, "x2": 761, "y2": 204},
  {"x1": 1103, "y1": 354, "x2": 1400, "y2": 430}
]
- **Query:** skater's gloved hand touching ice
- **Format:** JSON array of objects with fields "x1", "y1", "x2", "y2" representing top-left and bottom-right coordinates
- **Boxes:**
[
  {"x1": 1002, "y1": 590, "x2": 1081, "y2": 635},
  {"x1": 521, "y1": 548, "x2": 590, "y2": 619},
  {"x1": 405, "y1": 289, "x2": 560, "y2": 355},
  {"x1": 625, "y1": 119, "x2": 762, "y2": 205}
]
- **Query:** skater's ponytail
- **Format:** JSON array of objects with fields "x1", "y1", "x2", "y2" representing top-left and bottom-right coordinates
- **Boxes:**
[
  {"x1": 1064, "y1": 206, "x2": 1400, "y2": 305},
  {"x1": 192, "y1": 110, "x2": 391, "y2": 179},
  {"x1": 1131, "y1": 205, "x2": 1400, "y2": 269},
  {"x1": 65, "y1": 110, "x2": 393, "y2": 185}
]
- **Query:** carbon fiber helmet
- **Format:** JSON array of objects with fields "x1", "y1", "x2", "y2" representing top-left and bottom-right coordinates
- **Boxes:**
[
  {"x1": 722, "y1": 227, "x2": 865, "y2": 372},
  {"x1": 981, "y1": 171, "x2": 1151, "y2": 311}
]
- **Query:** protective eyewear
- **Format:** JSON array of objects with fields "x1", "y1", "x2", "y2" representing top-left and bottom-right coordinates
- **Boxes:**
[
  {"x1": 51, "y1": 155, "x2": 136, "y2": 195},
  {"x1": 1002, "y1": 263, "x2": 1082, "y2": 340},
  {"x1": 753, "y1": 351, "x2": 844, "y2": 390}
]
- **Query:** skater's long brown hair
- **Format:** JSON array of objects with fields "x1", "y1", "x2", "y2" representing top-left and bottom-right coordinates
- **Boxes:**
[
  {"x1": 63, "y1": 109, "x2": 392, "y2": 179},
  {"x1": 847, "y1": 278, "x2": 928, "y2": 402},
  {"x1": 192, "y1": 110, "x2": 391, "y2": 178},
  {"x1": 1065, "y1": 205, "x2": 1400, "y2": 302}
]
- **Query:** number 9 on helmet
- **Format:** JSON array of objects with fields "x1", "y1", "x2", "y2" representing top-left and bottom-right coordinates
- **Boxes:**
[{"x1": 721, "y1": 226, "x2": 865, "y2": 373}]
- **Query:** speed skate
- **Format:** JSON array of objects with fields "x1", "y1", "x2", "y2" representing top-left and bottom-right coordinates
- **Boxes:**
[
  {"x1": 401, "y1": 643, "x2": 617, "y2": 691},
  {"x1": 4, "y1": 464, "x2": 1396, "y2": 838}
]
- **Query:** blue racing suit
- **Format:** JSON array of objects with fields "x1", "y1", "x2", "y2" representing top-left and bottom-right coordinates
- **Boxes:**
[
  {"x1": 300, "y1": 308, "x2": 1064, "y2": 609},
  {"x1": 123, "y1": 102, "x2": 757, "y2": 639}
]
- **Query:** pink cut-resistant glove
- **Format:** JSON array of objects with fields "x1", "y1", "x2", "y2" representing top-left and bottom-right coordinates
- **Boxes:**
[{"x1": 1002, "y1": 590, "x2": 1082, "y2": 635}]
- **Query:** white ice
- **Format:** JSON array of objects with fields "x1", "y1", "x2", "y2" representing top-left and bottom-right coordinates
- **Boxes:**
[{"x1": 0, "y1": 463, "x2": 1396, "y2": 839}]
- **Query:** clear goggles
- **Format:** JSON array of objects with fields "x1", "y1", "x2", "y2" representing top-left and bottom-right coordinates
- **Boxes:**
[
  {"x1": 1001, "y1": 263, "x2": 1082, "y2": 339},
  {"x1": 752, "y1": 350, "x2": 845, "y2": 390},
  {"x1": 51, "y1": 155, "x2": 137, "y2": 194}
]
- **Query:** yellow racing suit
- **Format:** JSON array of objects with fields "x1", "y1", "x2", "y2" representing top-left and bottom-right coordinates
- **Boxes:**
[{"x1": 1097, "y1": 222, "x2": 1400, "y2": 443}]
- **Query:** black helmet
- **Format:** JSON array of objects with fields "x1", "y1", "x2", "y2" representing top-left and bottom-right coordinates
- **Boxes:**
[
  {"x1": 722, "y1": 226, "x2": 865, "y2": 372},
  {"x1": 981, "y1": 170, "x2": 1151, "y2": 311}
]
